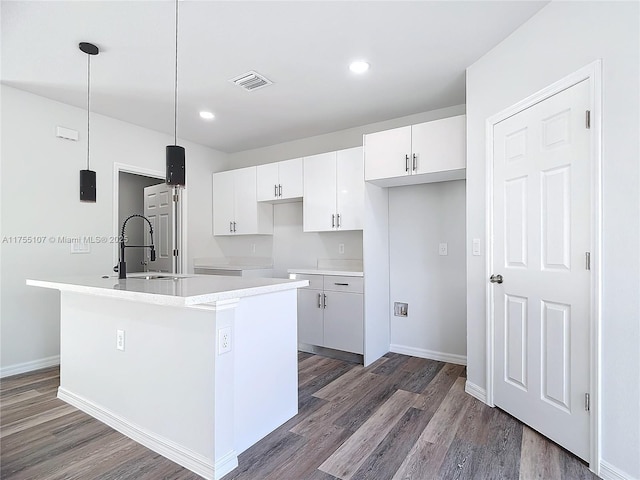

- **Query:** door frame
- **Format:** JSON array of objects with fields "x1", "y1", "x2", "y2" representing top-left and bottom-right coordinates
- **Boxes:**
[
  {"x1": 112, "y1": 163, "x2": 188, "y2": 274},
  {"x1": 484, "y1": 60, "x2": 602, "y2": 472}
]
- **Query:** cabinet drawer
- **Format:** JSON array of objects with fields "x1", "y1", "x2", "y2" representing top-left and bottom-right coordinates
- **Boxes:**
[
  {"x1": 289, "y1": 273, "x2": 323, "y2": 290},
  {"x1": 323, "y1": 276, "x2": 363, "y2": 294}
]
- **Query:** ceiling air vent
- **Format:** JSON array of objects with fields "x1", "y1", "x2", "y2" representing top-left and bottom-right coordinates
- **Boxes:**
[{"x1": 229, "y1": 70, "x2": 273, "y2": 92}]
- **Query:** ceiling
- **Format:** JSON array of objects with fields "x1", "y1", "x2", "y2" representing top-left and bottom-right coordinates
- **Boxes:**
[{"x1": 1, "y1": 1, "x2": 547, "y2": 153}]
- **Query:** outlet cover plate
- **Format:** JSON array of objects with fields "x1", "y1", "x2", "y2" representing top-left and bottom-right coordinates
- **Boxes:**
[
  {"x1": 218, "y1": 326, "x2": 232, "y2": 355},
  {"x1": 439, "y1": 243, "x2": 448, "y2": 256}
]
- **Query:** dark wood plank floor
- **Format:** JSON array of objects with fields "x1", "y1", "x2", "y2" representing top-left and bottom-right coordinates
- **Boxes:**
[{"x1": 0, "y1": 353, "x2": 598, "y2": 480}]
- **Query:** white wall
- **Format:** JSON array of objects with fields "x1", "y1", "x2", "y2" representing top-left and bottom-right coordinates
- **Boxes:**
[
  {"x1": 389, "y1": 180, "x2": 466, "y2": 361},
  {"x1": 466, "y1": 2, "x2": 639, "y2": 477},
  {"x1": 0, "y1": 86, "x2": 227, "y2": 373},
  {"x1": 118, "y1": 172, "x2": 164, "y2": 273}
]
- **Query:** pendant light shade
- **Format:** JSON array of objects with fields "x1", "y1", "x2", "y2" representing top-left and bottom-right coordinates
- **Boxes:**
[
  {"x1": 166, "y1": 0, "x2": 186, "y2": 187},
  {"x1": 79, "y1": 41, "x2": 99, "y2": 202}
]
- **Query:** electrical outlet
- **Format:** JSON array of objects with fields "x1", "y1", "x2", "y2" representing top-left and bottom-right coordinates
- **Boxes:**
[
  {"x1": 116, "y1": 329, "x2": 125, "y2": 351},
  {"x1": 338, "y1": 243, "x2": 345, "y2": 254},
  {"x1": 394, "y1": 302, "x2": 408, "y2": 317},
  {"x1": 472, "y1": 238, "x2": 481, "y2": 256},
  {"x1": 439, "y1": 243, "x2": 448, "y2": 256},
  {"x1": 218, "y1": 327, "x2": 232, "y2": 355}
]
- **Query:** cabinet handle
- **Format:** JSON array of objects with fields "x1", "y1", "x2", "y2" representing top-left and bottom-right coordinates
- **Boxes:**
[
  {"x1": 334, "y1": 282, "x2": 349, "y2": 286},
  {"x1": 233, "y1": 222, "x2": 237, "y2": 232},
  {"x1": 412, "y1": 153, "x2": 417, "y2": 172},
  {"x1": 332, "y1": 214, "x2": 335, "y2": 228},
  {"x1": 405, "y1": 154, "x2": 410, "y2": 172},
  {"x1": 274, "y1": 184, "x2": 278, "y2": 197},
  {"x1": 337, "y1": 213, "x2": 341, "y2": 228},
  {"x1": 317, "y1": 293, "x2": 322, "y2": 308},
  {"x1": 279, "y1": 184, "x2": 282, "y2": 197},
  {"x1": 230, "y1": 221, "x2": 233, "y2": 233},
  {"x1": 323, "y1": 294, "x2": 327, "y2": 309}
]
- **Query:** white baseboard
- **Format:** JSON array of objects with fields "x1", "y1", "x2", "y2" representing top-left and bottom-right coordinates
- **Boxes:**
[
  {"x1": 389, "y1": 344, "x2": 467, "y2": 366},
  {"x1": 58, "y1": 387, "x2": 219, "y2": 480},
  {"x1": 464, "y1": 380, "x2": 488, "y2": 403},
  {"x1": 214, "y1": 450, "x2": 239, "y2": 480},
  {"x1": 600, "y1": 460, "x2": 638, "y2": 480},
  {"x1": 0, "y1": 355, "x2": 60, "y2": 378}
]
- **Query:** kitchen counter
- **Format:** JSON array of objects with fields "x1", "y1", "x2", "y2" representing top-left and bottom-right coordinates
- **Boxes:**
[
  {"x1": 27, "y1": 273, "x2": 306, "y2": 307},
  {"x1": 27, "y1": 272, "x2": 307, "y2": 480},
  {"x1": 287, "y1": 267, "x2": 363, "y2": 277}
]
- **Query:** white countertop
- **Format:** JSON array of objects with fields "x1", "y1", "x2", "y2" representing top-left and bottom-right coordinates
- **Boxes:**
[
  {"x1": 193, "y1": 256, "x2": 273, "y2": 271},
  {"x1": 27, "y1": 273, "x2": 308, "y2": 308},
  {"x1": 194, "y1": 264, "x2": 272, "y2": 271},
  {"x1": 287, "y1": 267, "x2": 363, "y2": 277}
]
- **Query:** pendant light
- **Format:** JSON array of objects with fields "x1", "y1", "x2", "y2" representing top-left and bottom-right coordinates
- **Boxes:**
[
  {"x1": 79, "y1": 42, "x2": 99, "y2": 202},
  {"x1": 166, "y1": 0, "x2": 186, "y2": 187}
]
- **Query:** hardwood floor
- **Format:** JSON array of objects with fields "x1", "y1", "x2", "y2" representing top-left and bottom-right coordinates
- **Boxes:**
[{"x1": 0, "y1": 353, "x2": 598, "y2": 480}]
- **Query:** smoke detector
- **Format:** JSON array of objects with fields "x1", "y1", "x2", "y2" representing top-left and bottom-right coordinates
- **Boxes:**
[{"x1": 229, "y1": 70, "x2": 273, "y2": 92}]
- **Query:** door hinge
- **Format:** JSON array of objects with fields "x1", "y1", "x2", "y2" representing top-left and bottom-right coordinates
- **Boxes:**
[
  {"x1": 173, "y1": 249, "x2": 179, "y2": 257},
  {"x1": 585, "y1": 393, "x2": 590, "y2": 412},
  {"x1": 585, "y1": 110, "x2": 591, "y2": 129},
  {"x1": 585, "y1": 252, "x2": 591, "y2": 270}
]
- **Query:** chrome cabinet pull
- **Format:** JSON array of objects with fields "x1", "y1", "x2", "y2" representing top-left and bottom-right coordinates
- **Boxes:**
[
  {"x1": 337, "y1": 213, "x2": 341, "y2": 228},
  {"x1": 412, "y1": 153, "x2": 417, "y2": 171},
  {"x1": 332, "y1": 214, "x2": 335, "y2": 228},
  {"x1": 279, "y1": 184, "x2": 282, "y2": 197},
  {"x1": 334, "y1": 282, "x2": 349, "y2": 286},
  {"x1": 323, "y1": 294, "x2": 327, "y2": 309},
  {"x1": 233, "y1": 222, "x2": 237, "y2": 232},
  {"x1": 317, "y1": 293, "x2": 322, "y2": 308},
  {"x1": 274, "y1": 184, "x2": 278, "y2": 197},
  {"x1": 230, "y1": 221, "x2": 233, "y2": 233},
  {"x1": 405, "y1": 154, "x2": 410, "y2": 172}
]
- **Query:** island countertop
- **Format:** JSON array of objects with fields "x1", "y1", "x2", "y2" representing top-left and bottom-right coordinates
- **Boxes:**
[{"x1": 26, "y1": 273, "x2": 309, "y2": 307}]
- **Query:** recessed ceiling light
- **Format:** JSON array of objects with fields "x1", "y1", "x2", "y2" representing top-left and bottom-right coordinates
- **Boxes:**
[
  {"x1": 199, "y1": 111, "x2": 215, "y2": 120},
  {"x1": 349, "y1": 61, "x2": 370, "y2": 74}
]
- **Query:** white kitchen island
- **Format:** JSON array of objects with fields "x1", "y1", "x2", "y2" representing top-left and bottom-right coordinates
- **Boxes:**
[{"x1": 26, "y1": 274, "x2": 308, "y2": 480}]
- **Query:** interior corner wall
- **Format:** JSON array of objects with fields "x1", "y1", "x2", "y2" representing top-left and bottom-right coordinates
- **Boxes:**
[
  {"x1": 465, "y1": 2, "x2": 639, "y2": 477},
  {"x1": 0, "y1": 86, "x2": 227, "y2": 374}
]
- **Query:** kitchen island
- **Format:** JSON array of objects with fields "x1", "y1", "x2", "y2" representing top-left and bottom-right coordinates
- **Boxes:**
[{"x1": 26, "y1": 273, "x2": 308, "y2": 480}]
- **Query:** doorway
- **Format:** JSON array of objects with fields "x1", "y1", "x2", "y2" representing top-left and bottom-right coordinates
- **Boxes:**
[{"x1": 485, "y1": 61, "x2": 602, "y2": 470}]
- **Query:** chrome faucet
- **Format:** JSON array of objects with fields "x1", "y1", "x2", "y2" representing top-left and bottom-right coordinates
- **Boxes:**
[{"x1": 115, "y1": 214, "x2": 156, "y2": 279}]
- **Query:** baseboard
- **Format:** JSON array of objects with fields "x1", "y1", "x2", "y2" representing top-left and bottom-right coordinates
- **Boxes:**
[
  {"x1": 0, "y1": 355, "x2": 60, "y2": 378},
  {"x1": 464, "y1": 380, "x2": 488, "y2": 403},
  {"x1": 58, "y1": 387, "x2": 219, "y2": 480},
  {"x1": 600, "y1": 460, "x2": 638, "y2": 480},
  {"x1": 214, "y1": 450, "x2": 239, "y2": 480},
  {"x1": 389, "y1": 344, "x2": 467, "y2": 366}
]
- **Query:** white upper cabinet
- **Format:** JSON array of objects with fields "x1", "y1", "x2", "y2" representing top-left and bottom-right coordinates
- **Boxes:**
[
  {"x1": 213, "y1": 167, "x2": 273, "y2": 236},
  {"x1": 256, "y1": 158, "x2": 303, "y2": 202},
  {"x1": 364, "y1": 114, "x2": 466, "y2": 187},
  {"x1": 303, "y1": 147, "x2": 363, "y2": 232}
]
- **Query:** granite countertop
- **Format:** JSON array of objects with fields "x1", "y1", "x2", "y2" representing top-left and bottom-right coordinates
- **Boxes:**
[{"x1": 26, "y1": 273, "x2": 308, "y2": 307}]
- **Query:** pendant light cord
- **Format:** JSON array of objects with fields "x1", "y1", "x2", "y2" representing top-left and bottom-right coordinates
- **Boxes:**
[
  {"x1": 87, "y1": 53, "x2": 91, "y2": 170},
  {"x1": 174, "y1": 0, "x2": 179, "y2": 146}
]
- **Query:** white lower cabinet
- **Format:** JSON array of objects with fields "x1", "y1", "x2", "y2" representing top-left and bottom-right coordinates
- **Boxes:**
[{"x1": 294, "y1": 273, "x2": 363, "y2": 355}]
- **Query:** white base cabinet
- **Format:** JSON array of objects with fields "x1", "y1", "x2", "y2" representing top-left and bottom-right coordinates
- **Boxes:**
[{"x1": 292, "y1": 273, "x2": 363, "y2": 355}]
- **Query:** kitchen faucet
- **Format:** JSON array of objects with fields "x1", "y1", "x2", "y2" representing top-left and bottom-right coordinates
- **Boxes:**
[{"x1": 115, "y1": 214, "x2": 156, "y2": 279}]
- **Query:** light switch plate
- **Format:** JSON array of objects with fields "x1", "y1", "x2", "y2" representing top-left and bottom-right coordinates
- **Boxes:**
[
  {"x1": 439, "y1": 243, "x2": 448, "y2": 256},
  {"x1": 472, "y1": 238, "x2": 481, "y2": 256},
  {"x1": 338, "y1": 243, "x2": 345, "y2": 254}
]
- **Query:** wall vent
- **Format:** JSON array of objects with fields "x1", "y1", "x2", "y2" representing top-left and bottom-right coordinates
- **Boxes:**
[{"x1": 229, "y1": 70, "x2": 273, "y2": 92}]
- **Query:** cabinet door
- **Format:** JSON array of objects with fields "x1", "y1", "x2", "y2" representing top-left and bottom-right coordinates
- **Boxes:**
[
  {"x1": 364, "y1": 126, "x2": 411, "y2": 181},
  {"x1": 303, "y1": 152, "x2": 337, "y2": 232},
  {"x1": 233, "y1": 167, "x2": 258, "y2": 234},
  {"x1": 297, "y1": 289, "x2": 324, "y2": 346},
  {"x1": 213, "y1": 170, "x2": 235, "y2": 236},
  {"x1": 256, "y1": 163, "x2": 279, "y2": 202},
  {"x1": 278, "y1": 158, "x2": 303, "y2": 199},
  {"x1": 336, "y1": 147, "x2": 364, "y2": 231},
  {"x1": 323, "y1": 291, "x2": 364, "y2": 354},
  {"x1": 412, "y1": 115, "x2": 466, "y2": 175}
]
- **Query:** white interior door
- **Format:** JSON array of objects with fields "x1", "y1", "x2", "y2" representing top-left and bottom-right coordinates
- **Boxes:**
[
  {"x1": 492, "y1": 79, "x2": 591, "y2": 460},
  {"x1": 144, "y1": 183, "x2": 174, "y2": 273}
]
